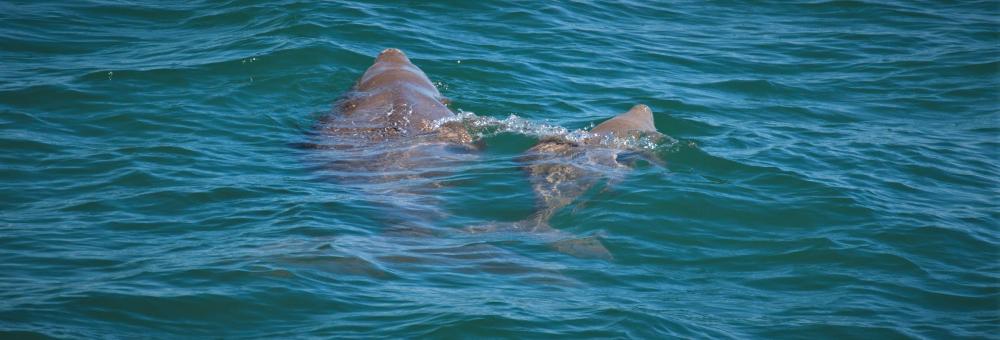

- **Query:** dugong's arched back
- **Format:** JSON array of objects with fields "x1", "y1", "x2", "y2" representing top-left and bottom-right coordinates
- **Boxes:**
[
  {"x1": 324, "y1": 48, "x2": 467, "y2": 143},
  {"x1": 313, "y1": 49, "x2": 476, "y2": 226}
]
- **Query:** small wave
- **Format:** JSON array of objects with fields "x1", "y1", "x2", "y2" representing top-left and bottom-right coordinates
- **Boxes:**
[{"x1": 697, "y1": 79, "x2": 808, "y2": 96}]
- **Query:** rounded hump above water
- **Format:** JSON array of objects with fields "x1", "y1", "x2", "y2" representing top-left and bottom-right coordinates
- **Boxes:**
[
  {"x1": 590, "y1": 104, "x2": 657, "y2": 136},
  {"x1": 376, "y1": 48, "x2": 411, "y2": 64},
  {"x1": 356, "y1": 47, "x2": 433, "y2": 92}
]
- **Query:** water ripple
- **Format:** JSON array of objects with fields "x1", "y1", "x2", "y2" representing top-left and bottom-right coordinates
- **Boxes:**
[{"x1": 1, "y1": 0, "x2": 997, "y2": 338}]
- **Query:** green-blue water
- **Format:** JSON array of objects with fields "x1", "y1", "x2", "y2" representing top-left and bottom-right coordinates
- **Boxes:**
[{"x1": 1, "y1": 1, "x2": 997, "y2": 338}]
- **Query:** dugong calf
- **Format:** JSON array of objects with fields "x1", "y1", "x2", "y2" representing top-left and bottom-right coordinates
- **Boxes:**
[{"x1": 517, "y1": 104, "x2": 664, "y2": 259}]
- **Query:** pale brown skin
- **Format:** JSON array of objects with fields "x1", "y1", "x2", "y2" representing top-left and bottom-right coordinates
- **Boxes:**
[
  {"x1": 522, "y1": 104, "x2": 661, "y2": 223},
  {"x1": 590, "y1": 104, "x2": 657, "y2": 137},
  {"x1": 319, "y1": 51, "x2": 657, "y2": 261},
  {"x1": 316, "y1": 49, "x2": 475, "y2": 226},
  {"x1": 323, "y1": 48, "x2": 470, "y2": 144},
  {"x1": 511, "y1": 104, "x2": 662, "y2": 259},
  {"x1": 522, "y1": 104, "x2": 660, "y2": 223}
]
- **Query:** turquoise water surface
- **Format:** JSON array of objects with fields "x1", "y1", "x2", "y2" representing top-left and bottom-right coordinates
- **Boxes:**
[{"x1": 1, "y1": 1, "x2": 998, "y2": 338}]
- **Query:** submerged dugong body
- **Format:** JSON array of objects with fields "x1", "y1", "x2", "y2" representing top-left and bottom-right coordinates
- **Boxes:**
[
  {"x1": 516, "y1": 104, "x2": 664, "y2": 259},
  {"x1": 523, "y1": 104, "x2": 662, "y2": 221},
  {"x1": 317, "y1": 48, "x2": 475, "y2": 225}
]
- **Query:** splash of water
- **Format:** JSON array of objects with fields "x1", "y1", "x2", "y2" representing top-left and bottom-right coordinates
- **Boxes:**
[{"x1": 433, "y1": 111, "x2": 676, "y2": 151}]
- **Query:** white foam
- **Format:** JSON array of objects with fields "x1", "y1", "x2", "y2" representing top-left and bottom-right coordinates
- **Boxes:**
[{"x1": 433, "y1": 111, "x2": 675, "y2": 151}]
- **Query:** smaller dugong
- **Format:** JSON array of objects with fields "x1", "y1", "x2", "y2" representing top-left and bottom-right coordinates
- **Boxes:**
[
  {"x1": 516, "y1": 104, "x2": 664, "y2": 259},
  {"x1": 522, "y1": 104, "x2": 663, "y2": 224},
  {"x1": 590, "y1": 104, "x2": 658, "y2": 137}
]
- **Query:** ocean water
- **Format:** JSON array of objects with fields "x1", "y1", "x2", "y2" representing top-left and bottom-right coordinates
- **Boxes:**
[{"x1": 1, "y1": 0, "x2": 997, "y2": 338}]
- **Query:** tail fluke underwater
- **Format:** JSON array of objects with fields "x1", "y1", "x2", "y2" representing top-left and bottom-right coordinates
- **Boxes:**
[{"x1": 464, "y1": 215, "x2": 613, "y2": 261}]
